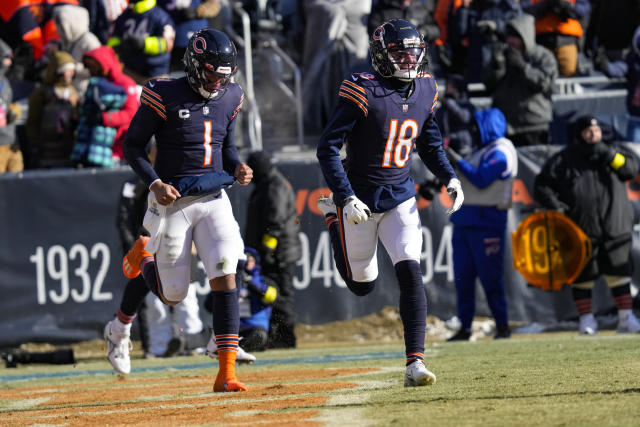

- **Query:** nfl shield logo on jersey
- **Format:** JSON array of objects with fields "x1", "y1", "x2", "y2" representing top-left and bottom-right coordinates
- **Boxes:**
[
  {"x1": 203, "y1": 106, "x2": 209, "y2": 115},
  {"x1": 402, "y1": 104, "x2": 408, "y2": 112}
]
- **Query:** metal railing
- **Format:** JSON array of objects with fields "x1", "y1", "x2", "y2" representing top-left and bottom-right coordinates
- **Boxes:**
[
  {"x1": 554, "y1": 76, "x2": 626, "y2": 95},
  {"x1": 224, "y1": 2, "x2": 262, "y2": 150},
  {"x1": 464, "y1": 75, "x2": 626, "y2": 97},
  {"x1": 262, "y1": 39, "x2": 304, "y2": 146}
]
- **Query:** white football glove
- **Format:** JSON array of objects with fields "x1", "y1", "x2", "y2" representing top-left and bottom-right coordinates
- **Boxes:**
[
  {"x1": 343, "y1": 195, "x2": 371, "y2": 225},
  {"x1": 446, "y1": 178, "x2": 464, "y2": 215}
]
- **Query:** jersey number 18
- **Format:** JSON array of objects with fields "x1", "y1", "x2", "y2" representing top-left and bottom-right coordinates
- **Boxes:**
[{"x1": 382, "y1": 119, "x2": 418, "y2": 168}]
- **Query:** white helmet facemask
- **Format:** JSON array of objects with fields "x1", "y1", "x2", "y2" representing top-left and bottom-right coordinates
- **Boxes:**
[{"x1": 388, "y1": 45, "x2": 425, "y2": 82}]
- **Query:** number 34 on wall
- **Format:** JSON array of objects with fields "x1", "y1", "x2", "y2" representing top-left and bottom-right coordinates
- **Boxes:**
[{"x1": 29, "y1": 243, "x2": 112, "y2": 305}]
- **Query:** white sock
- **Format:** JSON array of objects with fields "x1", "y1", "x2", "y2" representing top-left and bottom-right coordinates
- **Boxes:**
[{"x1": 113, "y1": 317, "x2": 132, "y2": 335}]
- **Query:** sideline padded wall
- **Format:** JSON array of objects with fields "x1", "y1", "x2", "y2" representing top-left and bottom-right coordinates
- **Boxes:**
[{"x1": 1, "y1": 147, "x2": 640, "y2": 347}]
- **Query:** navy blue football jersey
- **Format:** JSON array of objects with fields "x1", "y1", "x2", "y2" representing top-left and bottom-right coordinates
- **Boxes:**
[
  {"x1": 125, "y1": 77, "x2": 243, "y2": 186},
  {"x1": 317, "y1": 72, "x2": 457, "y2": 212}
]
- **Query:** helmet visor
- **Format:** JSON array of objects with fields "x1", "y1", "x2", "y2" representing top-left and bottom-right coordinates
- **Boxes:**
[
  {"x1": 388, "y1": 47, "x2": 423, "y2": 72},
  {"x1": 202, "y1": 63, "x2": 231, "y2": 92}
]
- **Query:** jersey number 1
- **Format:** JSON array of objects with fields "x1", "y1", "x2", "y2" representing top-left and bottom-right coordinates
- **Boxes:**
[
  {"x1": 203, "y1": 121, "x2": 212, "y2": 166},
  {"x1": 382, "y1": 119, "x2": 418, "y2": 168}
]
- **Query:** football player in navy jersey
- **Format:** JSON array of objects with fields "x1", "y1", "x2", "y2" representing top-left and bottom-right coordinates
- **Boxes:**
[
  {"x1": 316, "y1": 19, "x2": 464, "y2": 387},
  {"x1": 103, "y1": 28, "x2": 253, "y2": 393}
]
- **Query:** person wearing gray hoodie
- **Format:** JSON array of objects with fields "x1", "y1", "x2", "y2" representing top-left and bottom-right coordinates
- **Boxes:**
[
  {"x1": 0, "y1": 39, "x2": 23, "y2": 173},
  {"x1": 53, "y1": 5, "x2": 102, "y2": 64},
  {"x1": 52, "y1": 4, "x2": 102, "y2": 98},
  {"x1": 483, "y1": 13, "x2": 558, "y2": 146}
]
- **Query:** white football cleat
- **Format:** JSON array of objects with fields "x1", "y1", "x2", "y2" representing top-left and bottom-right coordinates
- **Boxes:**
[
  {"x1": 579, "y1": 313, "x2": 598, "y2": 335},
  {"x1": 404, "y1": 360, "x2": 436, "y2": 387},
  {"x1": 617, "y1": 310, "x2": 640, "y2": 333},
  {"x1": 104, "y1": 320, "x2": 132, "y2": 374},
  {"x1": 317, "y1": 194, "x2": 337, "y2": 217},
  {"x1": 206, "y1": 336, "x2": 256, "y2": 364}
]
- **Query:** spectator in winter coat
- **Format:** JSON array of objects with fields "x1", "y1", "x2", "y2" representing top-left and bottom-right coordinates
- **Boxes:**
[
  {"x1": 52, "y1": 4, "x2": 102, "y2": 97},
  {"x1": 446, "y1": 107, "x2": 517, "y2": 341},
  {"x1": 484, "y1": 13, "x2": 557, "y2": 146},
  {"x1": 71, "y1": 76, "x2": 128, "y2": 167},
  {"x1": 437, "y1": 74, "x2": 477, "y2": 159},
  {"x1": 83, "y1": 0, "x2": 128, "y2": 44},
  {"x1": 585, "y1": 0, "x2": 640, "y2": 78},
  {"x1": 53, "y1": 4, "x2": 102, "y2": 64},
  {"x1": 158, "y1": 0, "x2": 222, "y2": 71},
  {"x1": 448, "y1": 0, "x2": 521, "y2": 83},
  {"x1": 433, "y1": 0, "x2": 465, "y2": 74},
  {"x1": 26, "y1": 50, "x2": 79, "y2": 168},
  {"x1": 521, "y1": 0, "x2": 590, "y2": 77},
  {"x1": 108, "y1": 0, "x2": 176, "y2": 83},
  {"x1": 625, "y1": 25, "x2": 640, "y2": 142},
  {"x1": 0, "y1": 0, "x2": 78, "y2": 63},
  {"x1": 82, "y1": 46, "x2": 139, "y2": 162},
  {"x1": 245, "y1": 151, "x2": 302, "y2": 349},
  {"x1": 368, "y1": 0, "x2": 441, "y2": 45},
  {"x1": 0, "y1": 40, "x2": 22, "y2": 173},
  {"x1": 534, "y1": 116, "x2": 640, "y2": 335}
]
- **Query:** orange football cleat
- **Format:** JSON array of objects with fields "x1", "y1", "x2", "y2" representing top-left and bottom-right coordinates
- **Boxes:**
[{"x1": 122, "y1": 236, "x2": 153, "y2": 279}]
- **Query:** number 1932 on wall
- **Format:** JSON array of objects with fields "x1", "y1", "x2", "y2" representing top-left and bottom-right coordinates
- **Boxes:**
[{"x1": 30, "y1": 243, "x2": 113, "y2": 305}]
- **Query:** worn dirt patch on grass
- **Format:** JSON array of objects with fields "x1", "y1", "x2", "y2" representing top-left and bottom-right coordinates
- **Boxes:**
[{"x1": 1, "y1": 368, "x2": 376, "y2": 426}]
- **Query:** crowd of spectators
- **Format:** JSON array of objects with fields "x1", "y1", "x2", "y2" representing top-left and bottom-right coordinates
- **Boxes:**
[{"x1": 0, "y1": 0, "x2": 639, "y2": 173}]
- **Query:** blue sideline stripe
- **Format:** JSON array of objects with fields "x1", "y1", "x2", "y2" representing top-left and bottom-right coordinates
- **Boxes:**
[{"x1": 0, "y1": 351, "x2": 404, "y2": 383}]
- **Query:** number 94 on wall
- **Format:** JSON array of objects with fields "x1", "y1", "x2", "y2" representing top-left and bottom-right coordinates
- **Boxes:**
[{"x1": 30, "y1": 243, "x2": 112, "y2": 305}]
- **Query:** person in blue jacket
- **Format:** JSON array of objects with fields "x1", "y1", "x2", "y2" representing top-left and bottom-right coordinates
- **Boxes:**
[
  {"x1": 446, "y1": 107, "x2": 518, "y2": 341},
  {"x1": 237, "y1": 247, "x2": 278, "y2": 352}
]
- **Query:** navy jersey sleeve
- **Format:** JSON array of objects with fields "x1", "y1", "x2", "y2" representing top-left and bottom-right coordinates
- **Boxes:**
[
  {"x1": 316, "y1": 99, "x2": 363, "y2": 203},
  {"x1": 123, "y1": 102, "x2": 164, "y2": 187},
  {"x1": 221, "y1": 89, "x2": 244, "y2": 175},
  {"x1": 140, "y1": 83, "x2": 167, "y2": 121},
  {"x1": 416, "y1": 115, "x2": 457, "y2": 185}
]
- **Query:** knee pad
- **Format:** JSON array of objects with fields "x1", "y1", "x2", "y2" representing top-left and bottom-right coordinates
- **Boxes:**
[
  {"x1": 345, "y1": 278, "x2": 376, "y2": 296},
  {"x1": 160, "y1": 281, "x2": 189, "y2": 304},
  {"x1": 162, "y1": 232, "x2": 185, "y2": 262}
]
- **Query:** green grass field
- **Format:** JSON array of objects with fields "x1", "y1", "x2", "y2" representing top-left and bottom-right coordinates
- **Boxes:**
[{"x1": 1, "y1": 333, "x2": 639, "y2": 426}]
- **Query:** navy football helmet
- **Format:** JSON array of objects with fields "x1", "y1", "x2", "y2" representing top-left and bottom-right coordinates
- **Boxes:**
[
  {"x1": 183, "y1": 29, "x2": 238, "y2": 98},
  {"x1": 370, "y1": 19, "x2": 428, "y2": 82}
]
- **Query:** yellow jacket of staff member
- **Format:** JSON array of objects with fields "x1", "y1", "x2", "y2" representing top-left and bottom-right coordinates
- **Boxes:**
[{"x1": 530, "y1": 0, "x2": 583, "y2": 38}]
